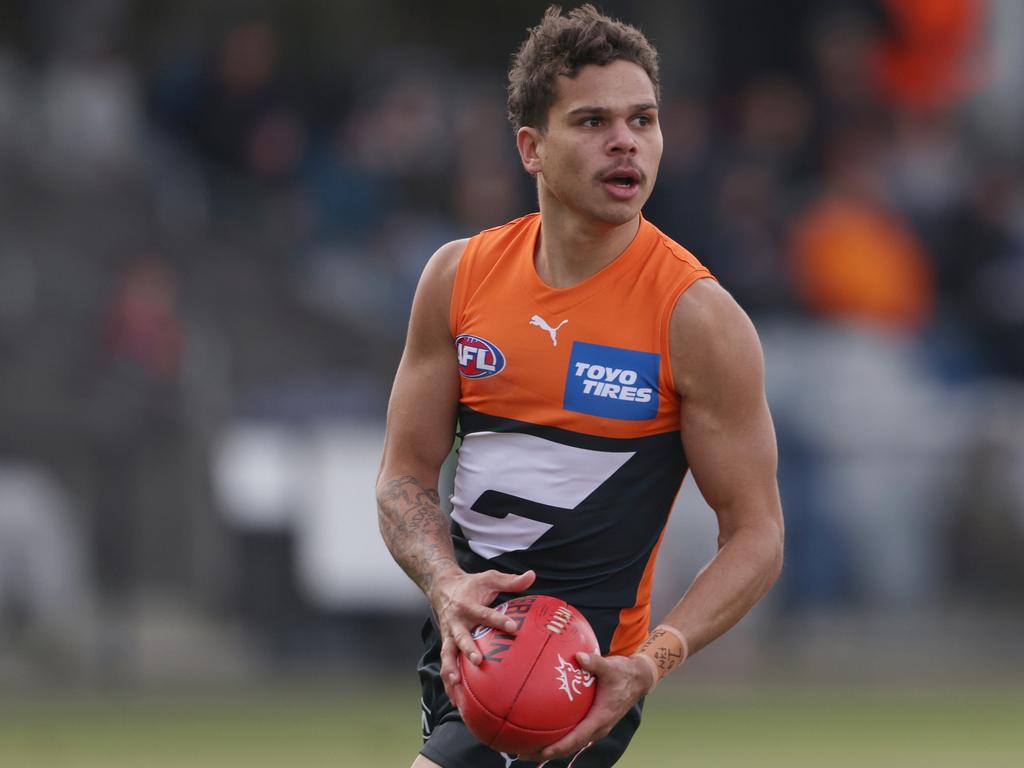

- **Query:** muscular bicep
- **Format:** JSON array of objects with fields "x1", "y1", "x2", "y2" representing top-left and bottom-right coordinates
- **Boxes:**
[
  {"x1": 671, "y1": 280, "x2": 782, "y2": 541},
  {"x1": 378, "y1": 239, "x2": 467, "y2": 484}
]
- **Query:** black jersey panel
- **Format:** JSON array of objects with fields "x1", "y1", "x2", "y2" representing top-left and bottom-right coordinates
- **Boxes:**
[{"x1": 450, "y1": 406, "x2": 688, "y2": 612}]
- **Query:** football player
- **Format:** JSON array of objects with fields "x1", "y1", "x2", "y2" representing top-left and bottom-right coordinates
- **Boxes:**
[{"x1": 377, "y1": 5, "x2": 784, "y2": 766}]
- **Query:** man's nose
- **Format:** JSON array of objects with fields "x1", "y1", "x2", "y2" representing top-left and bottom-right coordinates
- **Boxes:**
[{"x1": 607, "y1": 120, "x2": 638, "y2": 154}]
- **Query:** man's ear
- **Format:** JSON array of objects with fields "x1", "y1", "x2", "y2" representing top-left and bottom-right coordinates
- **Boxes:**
[{"x1": 516, "y1": 126, "x2": 544, "y2": 176}]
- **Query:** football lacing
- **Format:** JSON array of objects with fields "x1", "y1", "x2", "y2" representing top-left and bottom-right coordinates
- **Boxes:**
[{"x1": 545, "y1": 606, "x2": 574, "y2": 634}]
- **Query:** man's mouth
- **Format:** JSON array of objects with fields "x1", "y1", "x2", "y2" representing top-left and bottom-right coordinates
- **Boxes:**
[
  {"x1": 600, "y1": 167, "x2": 642, "y2": 198},
  {"x1": 601, "y1": 167, "x2": 642, "y2": 187}
]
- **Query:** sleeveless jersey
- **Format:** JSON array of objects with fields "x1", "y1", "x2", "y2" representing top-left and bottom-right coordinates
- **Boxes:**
[{"x1": 448, "y1": 213, "x2": 713, "y2": 656}]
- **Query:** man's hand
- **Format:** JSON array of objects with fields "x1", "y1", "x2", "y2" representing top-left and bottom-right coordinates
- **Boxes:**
[
  {"x1": 431, "y1": 568, "x2": 536, "y2": 705},
  {"x1": 523, "y1": 651, "x2": 655, "y2": 763}
]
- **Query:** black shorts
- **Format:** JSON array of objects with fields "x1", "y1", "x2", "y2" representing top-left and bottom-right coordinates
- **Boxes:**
[{"x1": 417, "y1": 616, "x2": 643, "y2": 768}]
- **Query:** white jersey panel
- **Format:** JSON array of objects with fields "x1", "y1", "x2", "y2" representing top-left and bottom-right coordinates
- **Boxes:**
[{"x1": 451, "y1": 431, "x2": 635, "y2": 559}]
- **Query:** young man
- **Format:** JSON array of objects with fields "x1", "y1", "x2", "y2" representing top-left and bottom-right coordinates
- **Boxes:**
[{"x1": 377, "y1": 5, "x2": 784, "y2": 767}]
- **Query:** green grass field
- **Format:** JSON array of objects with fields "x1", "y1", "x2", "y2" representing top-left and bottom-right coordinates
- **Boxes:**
[{"x1": 1, "y1": 681, "x2": 1021, "y2": 767}]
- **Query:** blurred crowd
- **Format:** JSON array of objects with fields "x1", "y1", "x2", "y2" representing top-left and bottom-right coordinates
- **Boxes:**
[{"x1": 1, "y1": 0, "x2": 1023, "y2": 679}]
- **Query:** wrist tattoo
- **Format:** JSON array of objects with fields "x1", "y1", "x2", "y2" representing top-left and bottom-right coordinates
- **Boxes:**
[{"x1": 378, "y1": 474, "x2": 456, "y2": 594}]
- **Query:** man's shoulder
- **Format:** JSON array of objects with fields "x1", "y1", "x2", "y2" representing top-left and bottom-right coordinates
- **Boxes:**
[
  {"x1": 434, "y1": 213, "x2": 539, "y2": 269},
  {"x1": 671, "y1": 279, "x2": 740, "y2": 333},
  {"x1": 451, "y1": 212, "x2": 540, "y2": 276},
  {"x1": 477, "y1": 211, "x2": 540, "y2": 238},
  {"x1": 424, "y1": 238, "x2": 470, "y2": 288},
  {"x1": 471, "y1": 212, "x2": 541, "y2": 257},
  {"x1": 669, "y1": 279, "x2": 763, "y2": 397}
]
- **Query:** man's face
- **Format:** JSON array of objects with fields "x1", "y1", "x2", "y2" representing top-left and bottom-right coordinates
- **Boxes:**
[{"x1": 522, "y1": 59, "x2": 662, "y2": 227}]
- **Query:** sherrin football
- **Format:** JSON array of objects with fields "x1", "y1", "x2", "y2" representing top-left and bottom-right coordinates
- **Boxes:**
[{"x1": 458, "y1": 594, "x2": 599, "y2": 754}]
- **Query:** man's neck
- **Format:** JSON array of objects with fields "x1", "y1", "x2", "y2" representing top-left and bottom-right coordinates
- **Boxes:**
[{"x1": 534, "y1": 208, "x2": 641, "y2": 289}]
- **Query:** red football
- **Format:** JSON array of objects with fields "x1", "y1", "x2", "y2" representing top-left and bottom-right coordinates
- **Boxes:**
[{"x1": 458, "y1": 594, "x2": 599, "y2": 755}]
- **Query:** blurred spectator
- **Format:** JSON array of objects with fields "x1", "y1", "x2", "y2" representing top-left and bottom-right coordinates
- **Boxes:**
[
  {"x1": 88, "y1": 255, "x2": 186, "y2": 639},
  {"x1": 884, "y1": 111, "x2": 969, "y2": 225},
  {"x1": 924, "y1": 167, "x2": 1024, "y2": 380},
  {"x1": 300, "y1": 117, "x2": 392, "y2": 244},
  {"x1": 788, "y1": 127, "x2": 935, "y2": 331},
  {"x1": 806, "y1": 5, "x2": 886, "y2": 131},
  {"x1": 151, "y1": 18, "x2": 307, "y2": 188},
  {"x1": 872, "y1": 0, "x2": 986, "y2": 114},
  {"x1": 644, "y1": 96, "x2": 716, "y2": 256},
  {"x1": 104, "y1": 256, "x2": 183, "y2": 379},
  {"x1": 706, "y1": 159, "x2": 794, "y2": 316},
  {"x1": 733, "y1": 75, "x2": 816, "y2": 183},
  {"x1": 700, "y1": 75, "x2": 815, "y2": 315},
  {"x1": 452, "y1": 91, "x2": 525, "y2": 233}
]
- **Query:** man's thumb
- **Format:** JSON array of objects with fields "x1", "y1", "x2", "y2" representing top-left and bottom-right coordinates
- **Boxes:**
[{"x1": 503, "y1": 569, "x2": 536, "y2": 590}]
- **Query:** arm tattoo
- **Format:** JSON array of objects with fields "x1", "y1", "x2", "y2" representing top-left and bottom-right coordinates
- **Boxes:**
[{"x1": 377, "y1": 474, "x2": 458, "y2": 596}]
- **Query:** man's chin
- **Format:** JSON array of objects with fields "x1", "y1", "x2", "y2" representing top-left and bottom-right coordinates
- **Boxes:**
[{"x1": 593, "y1": 203, "x2": 643, "y2": 227}]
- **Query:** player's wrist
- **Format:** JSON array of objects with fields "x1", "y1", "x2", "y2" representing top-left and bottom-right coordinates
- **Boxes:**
[
  {"x1": 632, "y1": 623, "x2": 690, "y2": 692},
  {"x1": 424, "y1": 562, "x2": 466, "y2": 602},
  {"x1": 630, "y1": 652, "x2": 660, "y2": 695}
]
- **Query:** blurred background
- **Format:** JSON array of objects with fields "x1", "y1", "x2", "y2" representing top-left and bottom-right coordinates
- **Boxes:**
[{"x1": 1, "y1": 0, "x2": 1023, "y2": 765}]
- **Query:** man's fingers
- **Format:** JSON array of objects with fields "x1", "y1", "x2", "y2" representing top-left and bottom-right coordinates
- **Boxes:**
[
  {"x1": 480, "y1": 568, "x2": 536, "y2": 594},
  {"x1": 451, "y1": 628, "x2": 482, "y2": 665},
  {"x1": 440, "y1": 638, "x2": 460, "y2": 689},
  {"x1": 499, "y1": 568, "x2": 536, "y2": 592},
  {"x1": 575, "y1": 650, "x2": 607, "y2": 674},
  {"x1": 470, "y1": 604, "x2": 519, "y2": 634},
  {"x1": 440, "y1": 634, "x2": 469, "y2": 712},
  {"x1": 450, "y1": 680, "x2": 467, "y2": 712}
]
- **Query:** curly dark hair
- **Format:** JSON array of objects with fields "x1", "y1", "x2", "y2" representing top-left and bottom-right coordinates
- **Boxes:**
[{"x1": 507, "y1": 4, "x2": 661, "y2": 132}]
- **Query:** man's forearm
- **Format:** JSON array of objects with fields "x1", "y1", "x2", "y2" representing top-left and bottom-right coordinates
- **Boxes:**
[
  {"x1": 377, "y1": 473, "x2": 460, "y2": 597},
  {"x1": 659, "y1": 521, "x2": 783, "y2": 657}
]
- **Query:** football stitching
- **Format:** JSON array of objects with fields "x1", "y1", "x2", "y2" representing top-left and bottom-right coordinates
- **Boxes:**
[{"x1": 545, "y1": 606, "x2": 573, "y2": 634}]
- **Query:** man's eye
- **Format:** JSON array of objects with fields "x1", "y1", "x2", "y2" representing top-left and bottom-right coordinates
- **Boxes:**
[
  {"x1": 634, "y1": 115, "x2": 652, "y2": 127},
  {"x1": 582, "y1": 117, "x2": 603, "y2": 127}
]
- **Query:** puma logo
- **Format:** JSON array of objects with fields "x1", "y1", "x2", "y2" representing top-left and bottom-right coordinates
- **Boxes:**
[{"x1": 529, "y1": 315, "x2": 568, "y2": 346}]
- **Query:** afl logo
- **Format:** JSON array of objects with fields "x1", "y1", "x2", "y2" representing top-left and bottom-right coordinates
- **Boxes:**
[{"x1": 456, "y1": 334, "x2": 506, "y2": 379}]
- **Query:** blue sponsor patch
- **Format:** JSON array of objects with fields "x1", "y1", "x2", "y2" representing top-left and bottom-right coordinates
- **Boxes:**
[{"x1": 563, "y1": 341, "x2": 660, "y2": 420}]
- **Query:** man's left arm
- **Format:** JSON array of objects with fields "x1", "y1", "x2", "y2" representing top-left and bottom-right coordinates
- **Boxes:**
[{"x1": 536, "y1": 279, "x2": 784, "y2": 761}]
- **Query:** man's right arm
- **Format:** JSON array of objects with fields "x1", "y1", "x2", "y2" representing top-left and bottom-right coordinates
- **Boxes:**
[
  {"x1": 378, "y1": 237, "x2": 466, "y2": 598},
  {"x1": 376, "y1": 239, "x2": 534, "y2": 695},
  {"x1": 376, "y1": 239, "x2": 465, "y2": 597}
]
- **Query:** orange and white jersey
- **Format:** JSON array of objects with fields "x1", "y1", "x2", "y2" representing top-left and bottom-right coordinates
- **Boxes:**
[{"x1": 449, "y1": 213, "x2": 713, "y2": 656}]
